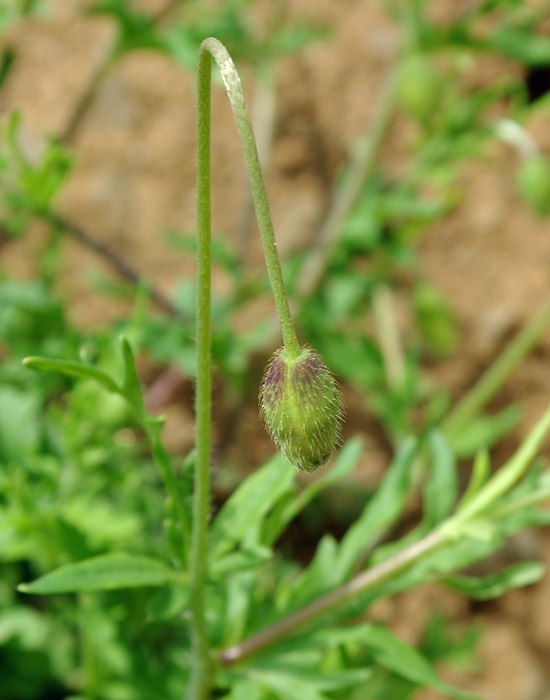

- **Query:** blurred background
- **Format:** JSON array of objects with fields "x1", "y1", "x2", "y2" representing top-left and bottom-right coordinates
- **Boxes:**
[{"x1": 2, "y1": 1, "x2": 550, "y2": 698}]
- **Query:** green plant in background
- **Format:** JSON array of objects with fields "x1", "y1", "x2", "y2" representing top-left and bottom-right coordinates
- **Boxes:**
[
  {"x1": 3, "y1": 1, "x2": 550, "y2": 698},
  {"x1": 9, "y1": 36, "x2": 550, "y2": 700}
]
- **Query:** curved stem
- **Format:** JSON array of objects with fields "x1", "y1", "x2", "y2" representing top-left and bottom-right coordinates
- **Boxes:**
[
  {"x1": 189, "y1": 38, "x2": 301, "y2": 700},
  {"x1": 199, "y1": 37, "x2": 300, "y2": 356}
]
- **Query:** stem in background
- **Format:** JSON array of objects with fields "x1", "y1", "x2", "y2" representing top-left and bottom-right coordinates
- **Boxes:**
[
  {"x1": 295, "y1": 66, "x2": 398, "y2": 299},
  {"x1": 62, "y1": 0, "x2": 180, "y2": 143},
  {"x1": 372, "y1": 285, "x2": 406, "y2": 391},
  {"x1": 444, "y1": 297, "x2": 550, "y2": 435},
  {"x1": 42, "y1": 214, "x2": 180, "y2": 317},
  {"x1": 218, "y1": 528, "x2": 444, "y2": 665},
  {"x1": 201, "y1": 38, "x2": 300, "y2": 356}
]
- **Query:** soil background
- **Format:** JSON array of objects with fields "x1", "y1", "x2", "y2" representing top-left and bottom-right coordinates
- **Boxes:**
[{"x1": 2, "y1": 1, "x2": 550, "y2": 698}]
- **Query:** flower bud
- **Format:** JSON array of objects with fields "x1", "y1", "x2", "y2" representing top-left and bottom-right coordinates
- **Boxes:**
[{"x1": 260, "y1": 346, "x2": 343, "y2": 473}]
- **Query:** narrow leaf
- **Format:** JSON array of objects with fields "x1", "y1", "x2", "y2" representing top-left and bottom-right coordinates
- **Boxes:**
[
  {"x1": 337, "y1": 438, "x2": 418, "y2": 578},
  {"x1": 18, "y1": 553, "x2": 180, "y2": 594},
  {"x1": 23, "y1": 356, "x2": 120, "y2": 394},
  {"x1": 119, "y1": 335, "x2": 145, "y2": 412},
  {"x1": 424, "y1": 431, "x2": 458, "y2": 526},
  {"x1": 266, "y1": 438, "x2": 362, "y2": 544},
  {"x1": 211, "y1": 453, "x2": 294, "y2": 554},
  {"x1": 459, "y1": 450, "x2": 490, "y2": 510},
  {"x1": 443, "y1": 561, "x2": 545, "y2": 600},
  {"x1": 363, "y1": 625, "x2": 480, "y2": 700}
]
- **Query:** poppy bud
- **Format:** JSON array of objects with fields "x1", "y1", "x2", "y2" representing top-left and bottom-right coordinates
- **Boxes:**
[{"x1": 260, "y1": 346, "x2": 343, "y2": 473}]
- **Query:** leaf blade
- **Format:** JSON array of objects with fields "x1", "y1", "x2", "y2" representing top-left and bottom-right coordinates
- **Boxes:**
[{"x1": 18, "y1": 553, "x2": 181, "y2": 594}]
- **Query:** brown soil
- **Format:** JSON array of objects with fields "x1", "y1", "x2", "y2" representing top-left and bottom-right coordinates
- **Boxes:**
[{"x1": 2, "y1": 1, "x2": 550, "y2": 698}]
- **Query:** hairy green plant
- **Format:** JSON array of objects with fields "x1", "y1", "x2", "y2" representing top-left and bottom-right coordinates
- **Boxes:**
[{"x1": 11, "y1": 36, "x2": 550, "y2": 700}]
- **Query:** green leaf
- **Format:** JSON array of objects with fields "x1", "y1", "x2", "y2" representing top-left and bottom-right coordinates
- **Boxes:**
[
  {"x1": 231, "y1": 680, "x2": 265, "y2": 700},
  {"x1": 363, "y1": 625, "x2": 480, "y2": 700},
  {"x1": 0, "y1": 386, "x2": 40, "y2": 460},
  {"x1": 250, "y1": 669, "x2": 330, "y2": 700},
  {"x1": 443, "y1": 561, "x2": 545, "y2": 600},
  {"x1": 459, "y1": 450, "x2": 491, "y2": 510},
  {"x1": 448, "y1": 405, "x2": 521, "y2": 458},
  {"x1": 18, "y1": 553, "x2": 181, "y2": 594},
  {"x1": 490, "y1": 26, "x2": 550, "y2": 66},
  {"x1": 0, "y1": 607, "x2": 49, "y2": 649},
  {"x1": 23, "y1": 356, "x2": 120, "y2": 394},
  {"x1": 209, "y1": 546, "x2": 271, "y2": 578},
  {"x1": 278, "y1": 535, "x2": 339, "y2": 610},
  {"x1": 211, "y1": 453, "x2": 294, "y2": 555},
  {"x1": 424, "y1": 431, "x2": 458, "y2": 526},
  {"x1": 337, "y1": 438, "x2": 418, "y2": 578},
  {"x1": 265, "y1": 438, "x2": 363, "y2": 544},
  {"x1": 119, "y1": 335, "x2": 146, "y2": 413}
]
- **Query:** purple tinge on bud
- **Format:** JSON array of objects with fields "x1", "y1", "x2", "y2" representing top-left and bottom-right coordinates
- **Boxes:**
[{"x1": 260, "y1": 346, "x2": 343, "y2": 473}]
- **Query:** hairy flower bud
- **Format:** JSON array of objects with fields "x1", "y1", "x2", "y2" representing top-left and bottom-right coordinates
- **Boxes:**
[{"x1": 260, "y1": 346, "x2": 343, "y2": 473}]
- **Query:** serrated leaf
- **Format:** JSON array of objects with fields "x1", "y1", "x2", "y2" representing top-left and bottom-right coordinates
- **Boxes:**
[
  {"x1": 363, "y1": 625, "x2": 480, "y2": 700},
  {"x1": 443, "y1": 561, "x2": 545, "y2": 600},
  {"x1": 337, "y1": 438, "x2": 418, "y2": 578},
  {"x1": 18, "y1": 553, "x2": 180, "y2": 594},
  {"x1": 23, "y1": 356, "x2": 120, "y2": 394}
]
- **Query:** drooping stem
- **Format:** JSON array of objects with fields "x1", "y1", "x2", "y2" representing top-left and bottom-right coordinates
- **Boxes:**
[
  {"x1": 199, "y1": 38, "x2": 300, "y2": 357},
  {"x1": 189, "y1": 38, "x2": 301, "y2": 699}
]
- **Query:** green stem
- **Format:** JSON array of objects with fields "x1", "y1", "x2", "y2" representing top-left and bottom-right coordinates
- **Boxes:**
[
  {"x1": 189, "y1": 38, "x2": 301, "y2": 699},
  {"x1": 444, "y1": 297, "x2": 550, "y2": 435},
  {"x1": 200, "y1": 38, "x2": 300, "y2": 356},
  {"x1": 188, "y1": 44, "x2": 214, "y2": 700},
  {"x1": 295, "y1": 66, "x2": 398, "y2": 298},
  {"x1": 218, "y1": 529, "x2": 444, "y2": 665},
  {"x1": 448, "y1": 401, "x2": 550, "y2": 528},
  {"x1": 218, "y1": 398, "x2": 550, "y2": 665}
]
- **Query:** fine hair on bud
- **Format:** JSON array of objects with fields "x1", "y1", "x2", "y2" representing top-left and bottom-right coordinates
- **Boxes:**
[{"x1": 260, "y1": 345, "x2": 343, "y2": 473}]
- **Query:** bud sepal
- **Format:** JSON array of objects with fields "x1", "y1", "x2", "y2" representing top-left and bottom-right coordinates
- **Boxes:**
[{"x1": 260, "y1": 346, "x2": 343, "y2": 473}]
